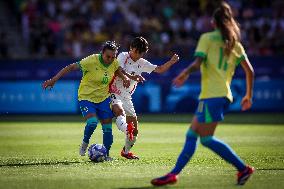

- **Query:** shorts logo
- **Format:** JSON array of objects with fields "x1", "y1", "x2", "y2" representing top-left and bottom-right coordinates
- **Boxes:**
[
  {"x1": 197, "y1": 101, "x2": 204, "y2": 113},
  {"x1": 81, "y1": 106, "x2": 88, "y2": 112}
]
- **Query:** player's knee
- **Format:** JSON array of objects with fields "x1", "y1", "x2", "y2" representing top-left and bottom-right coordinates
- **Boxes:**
[
  {"x1": 186, "y1": 128, "x2": 199, "y2": 139},
  {"x1": 200, "y1": 136, "x2": 213, "y2": 147},
  {"x1": 112, "y1": 104, "x2": 125, "y2": 117},
  {"x1": 86, "y1": 117, "x2": 98, "y2": 128}
]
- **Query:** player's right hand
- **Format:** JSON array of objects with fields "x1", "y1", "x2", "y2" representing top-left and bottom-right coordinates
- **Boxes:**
[
  {"x1": 172, "y1": 69, "x2": 189, "y2": 87},
  {"x1": 42, "y1": 79, "x2": 56, "y2": 90},
  {"x1": 241, "y1": 95, "x2": 252, "y2": 111},
  {"x1": 132, "y1": 75, "x2": 145, "y2": 83},
  {"x1": 170, "y1": 54, "x2": 179, "y2": 64},
  {"x1": 122, "y1": 78, "x2": 130, "y2": 88}
]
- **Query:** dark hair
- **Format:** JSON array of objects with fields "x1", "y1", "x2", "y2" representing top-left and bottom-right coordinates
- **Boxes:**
[
  {"x1": 213, "y1": 1, "x2": 240, "y2": 55},
  {"x1": 102, "y1": 41, "x2": 119, "y2": 53},
  {"x1": 130, "y1": 36, "x2": 149, "y2": 53}
]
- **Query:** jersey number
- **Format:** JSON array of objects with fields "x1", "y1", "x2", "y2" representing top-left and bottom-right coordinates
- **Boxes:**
[
  {"x1": 218, "y1": 47, "x2": 228, "y2": 71},
  {"x1": 102, "y1": 76, "x2": 108, "y2": 84}
]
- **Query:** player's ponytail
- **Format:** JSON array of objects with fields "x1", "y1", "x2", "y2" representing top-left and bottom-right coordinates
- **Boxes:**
[{"x1": 213, "y1": 1, "x2": 240, "y2": 56}]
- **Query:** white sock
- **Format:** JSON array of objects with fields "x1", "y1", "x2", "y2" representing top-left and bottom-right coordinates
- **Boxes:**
[
  {"x1": 116, "y1": 115, "x2": 127, "y2": 134},
  {"x1": 124, "y1": 136, "x2": 137, "y2": 154}
]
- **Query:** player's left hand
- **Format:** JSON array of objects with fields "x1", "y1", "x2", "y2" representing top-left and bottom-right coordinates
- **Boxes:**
[
  {"x1": 241, "y1": 95, "x2": 252, "y2": 111},
  {"x1": 170, "y1": 54, "x2": 179, "y2": 64}
]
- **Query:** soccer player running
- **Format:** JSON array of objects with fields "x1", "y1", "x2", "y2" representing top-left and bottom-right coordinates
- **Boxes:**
[
  {"x1": 151, "y1": 2, "x2": 255, "y2": 186},
  {"x1": 42, "y1": 41, "x2": 131, "y2": 159},
  {"x1": 110, "y1": 36, "x2": 179, "y2": 159}
]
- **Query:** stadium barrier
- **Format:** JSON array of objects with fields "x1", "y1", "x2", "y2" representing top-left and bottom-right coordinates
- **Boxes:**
[{"x1": 0, "y1": 79, "x2": 283, "y2": 114}]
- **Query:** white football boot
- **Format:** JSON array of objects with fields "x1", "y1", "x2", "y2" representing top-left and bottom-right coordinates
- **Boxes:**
[{"x1": 79, "y1": 141, "x2": 88, "y2": 156}]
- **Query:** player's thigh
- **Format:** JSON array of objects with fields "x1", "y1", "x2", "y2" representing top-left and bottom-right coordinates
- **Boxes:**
[
  {"x1": 191, "y1": 116, "x2": 218, "y2": 137},
  {"x1": 78, "y1": 100, "x2": 98, "y2": 120},
  {"x1": 110, "y1": 93, "x2": 125, "y2": 116}
]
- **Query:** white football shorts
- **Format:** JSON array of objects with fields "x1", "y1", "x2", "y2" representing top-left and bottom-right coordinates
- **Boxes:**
[{"x1": 110, "y1": 93, "x2": 136, "y2": 117}]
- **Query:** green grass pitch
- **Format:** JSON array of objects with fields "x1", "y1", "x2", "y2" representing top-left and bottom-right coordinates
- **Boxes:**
[{"x1": 0, "y1": 121, "x2": 284, "y2": 189}]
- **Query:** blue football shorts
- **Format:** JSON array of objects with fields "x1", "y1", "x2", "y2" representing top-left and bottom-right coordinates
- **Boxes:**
[
  {"x1": 195, "y1": 97, "x2": 230, "y2": 123},
  {"x1": 79, "y1": 97, "x2": 114, "y2": 120}
]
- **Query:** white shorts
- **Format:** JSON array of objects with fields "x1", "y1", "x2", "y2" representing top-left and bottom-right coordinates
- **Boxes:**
[{"x1": 110, "y1": 93, "x2": 136, "y2": 117}]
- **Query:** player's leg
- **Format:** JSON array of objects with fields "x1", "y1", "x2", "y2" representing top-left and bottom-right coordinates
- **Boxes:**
[
  {"x1": 121, "y1": 115, "x2": 139, "y2": 159},
  {"x1": 151, "y1": 117, "x2": 199, "y2": 186},
  {"x1": 198, "y1": 122, "x2": 254, "y2": 185},
  {"x1": 97, "y1": 97, "x2": 115, "y2": 158},
  {"x1": 100, "y1": 118, "x2": 113, "y2": 158},
  {"x1": 196, "y1": 98, "x2": 254, "y2": 185},
  {"x1": 78, "y1": 100, "x2": 99, "y2": 156},
  {"x1": 120, "y1": 100, "x2": 139, "y2": 159},
  {"x1": 111, "y1": 93, "x2": 133, "y2": 140},
  {"x1": 151, "y1": 97, "x2": 230, "y2": 186}
]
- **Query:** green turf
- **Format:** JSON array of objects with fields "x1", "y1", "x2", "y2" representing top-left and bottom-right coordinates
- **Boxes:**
[{"x1": 0, "y1": 122, "x2": 284, "y2": 189}]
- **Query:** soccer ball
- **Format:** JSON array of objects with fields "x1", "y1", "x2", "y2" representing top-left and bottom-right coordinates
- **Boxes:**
[{"x1": 88, "y1": 144, "x2": 107, "y2": 162}]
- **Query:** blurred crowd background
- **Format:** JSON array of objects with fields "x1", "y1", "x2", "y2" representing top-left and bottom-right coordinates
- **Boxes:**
[{"x1": 1, "y1": 0, "x2": 284, "y2": 59}]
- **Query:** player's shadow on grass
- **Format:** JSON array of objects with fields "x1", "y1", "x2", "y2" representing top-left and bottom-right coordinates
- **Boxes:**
[
  {"x1": 117, "y1": 186, "x2": 185, "y2": 189},
  {"x1": 0, "y1": 160, "x2": 84, "y2": 167},
  {"x1": 116, "y1": 187, "x2": 155, "y2": 189},
  {"x1": 257, "y1": 168, "x2": 284, "y2": 171}
]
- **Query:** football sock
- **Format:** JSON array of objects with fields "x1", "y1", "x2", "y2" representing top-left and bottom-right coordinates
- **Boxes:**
[
  {"x1": 171, "y1": 129, "x2": 198, "y2": 175},
  {"x1": 124, "y1": 136, "x2": 137, "y2": 154},
  {"x1": 102, "y1": 123, "x2": 113, "y2": 156},
  {"x1": 116, "y1": 115, "x2": 127, "y2": 133},
  {"x1": 83, "y1": 117, "x2": 98, "y2": 144},
  {"x1": 200, "y1": 136, "x2": 246, "y2": 171}
]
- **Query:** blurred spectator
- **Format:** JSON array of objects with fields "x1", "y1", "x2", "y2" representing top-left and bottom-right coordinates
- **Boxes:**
[{"x1": 6, "y1": 0, "x2": 284, "y2": 58}]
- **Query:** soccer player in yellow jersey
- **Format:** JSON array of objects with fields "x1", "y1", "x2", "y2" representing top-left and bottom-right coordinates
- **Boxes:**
[
  {"x1": 42, "y1": 41, "x2": 131, "y2": 159},
  {"x1": 152, "y1": 2, "x2": 255, "y2": 186}
]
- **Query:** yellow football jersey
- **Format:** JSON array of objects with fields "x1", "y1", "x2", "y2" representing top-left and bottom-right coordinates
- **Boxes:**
[
  {"x1": 194, "y1": 29, "x2": 248, "y2": 102},
  {"x1": 77, "y1": 54, "x2": 119, "y2": 103}
]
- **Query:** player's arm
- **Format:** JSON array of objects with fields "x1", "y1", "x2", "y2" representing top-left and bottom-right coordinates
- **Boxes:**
[
  {"x1": 154, "y1": 54, "x2": 179, "y2": 74},
  {"x1": 115, "y1": 67, "x2": 131, "y2": 88},
  {"x1": 172, "y1": 57, "x2": 203, "y2": 87},
  {"x1": 240, "y1": 59, "x2": 254, "y2": 111},
  {"x1": 42, "y1": 63, "x2": 79, "y2": 89},
  {"x1": 122, "y1": 69, "x2": 145, "y2": 83}
]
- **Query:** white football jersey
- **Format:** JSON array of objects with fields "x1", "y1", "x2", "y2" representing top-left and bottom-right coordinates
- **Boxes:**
[{"x1": 110, "y1": 52, "x2": 157, "y2": 99}]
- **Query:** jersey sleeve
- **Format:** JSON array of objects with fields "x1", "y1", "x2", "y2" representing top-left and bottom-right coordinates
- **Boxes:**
[
  {"x1": 77, "y1": 55, "x2": 92, "y2": 72},
  {"x1": 194, "y1": 34, "x2": 209, "y2": 60},
  {"x1": 141, "y1": 59, "x2": 157, "y2": 74},
  {"x1": 113, "y1": 59, "x2": 119, "y2": 71},
  {"x1": 235, "y1": 42, "x2": 248, "y2": 66},
  {"x1": 117, "y1": 52, "x2": 126, "y2": 68}
]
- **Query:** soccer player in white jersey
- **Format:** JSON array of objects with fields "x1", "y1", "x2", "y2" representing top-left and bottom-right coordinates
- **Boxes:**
[{"x1": 110, "y1": 37, "x2": 179, "y2": 159}]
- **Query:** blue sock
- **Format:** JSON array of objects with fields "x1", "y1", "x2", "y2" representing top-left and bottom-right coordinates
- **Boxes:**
[
  {"x1": 102, "y1": 123, "x2": 113, "y2": 156},
  {"x1": 200, "y1": 136, "x2": 246, "y2": 171},
  {"x1": 83, "y1": 117, "x2": 98, "y2": 144},
  {"x1": 171, "y1": 129, "x2": 198, "y2": 175}
]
